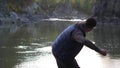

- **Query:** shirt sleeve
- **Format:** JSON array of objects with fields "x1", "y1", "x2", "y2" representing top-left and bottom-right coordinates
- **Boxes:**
[{"x1": 72, "y1": 29, "x2": 101, "y2": 53}]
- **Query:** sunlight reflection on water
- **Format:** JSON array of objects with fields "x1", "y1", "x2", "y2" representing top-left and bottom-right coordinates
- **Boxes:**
[
  {"x1": 42, "y1": 18, "x2": 86, "y2": 22},
  {"x1": 14, "y1": 46, "x2": 120, "y2": 68},
  {"x1": 15, "y1": 46, "x2": 57, "y2": 68},
  {"x1": 76, "y1": 46, "x2": 120, "y2": 68}
]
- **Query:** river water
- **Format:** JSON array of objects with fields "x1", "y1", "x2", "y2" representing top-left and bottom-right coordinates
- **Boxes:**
[{"x1": 0, "y1": 19, "x2": 120, "y2": 68}]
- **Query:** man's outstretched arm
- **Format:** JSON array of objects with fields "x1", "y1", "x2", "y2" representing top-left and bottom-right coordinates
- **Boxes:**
[{"x1": 72, "y1": 30, "x2": 107, "y2": 56}]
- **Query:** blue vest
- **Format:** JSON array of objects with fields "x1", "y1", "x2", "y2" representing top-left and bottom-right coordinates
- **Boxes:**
[{"x1": 52, "y1": 24, "x2": 86, "y2": 60}]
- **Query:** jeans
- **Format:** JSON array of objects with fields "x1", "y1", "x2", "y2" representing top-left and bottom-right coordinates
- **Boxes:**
[{"x1": 54, "y1": 57, "x2": 80, "y2": 68}]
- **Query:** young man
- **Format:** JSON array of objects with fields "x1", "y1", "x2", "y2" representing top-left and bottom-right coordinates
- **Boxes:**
[{"x1": 52, "y1": 18, "x2": 107, "y2": 68}]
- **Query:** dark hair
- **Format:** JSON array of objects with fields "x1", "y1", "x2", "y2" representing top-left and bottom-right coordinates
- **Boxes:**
[{"x1": 85, "y1": 18, "x2": 96, "y2": 28}]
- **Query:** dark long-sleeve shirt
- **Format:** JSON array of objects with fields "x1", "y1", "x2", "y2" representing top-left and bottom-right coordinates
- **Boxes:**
[{"x1": 52, "y1": 23, "x2": 102, "y2": 60}]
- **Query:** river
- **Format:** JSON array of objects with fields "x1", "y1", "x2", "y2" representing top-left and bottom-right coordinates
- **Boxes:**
[{"x1": 0, "y1": 19, "x2": 120, "y2": 68}]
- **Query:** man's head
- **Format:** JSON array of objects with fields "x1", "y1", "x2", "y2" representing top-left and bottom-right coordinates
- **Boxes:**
[{"x1": 84, "y1": 18, "x2": 96, "y2": 32}]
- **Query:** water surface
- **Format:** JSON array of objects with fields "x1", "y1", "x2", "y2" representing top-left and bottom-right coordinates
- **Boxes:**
[{"x1": 0, "y1": 20, "x2": 120, "y2": 68}]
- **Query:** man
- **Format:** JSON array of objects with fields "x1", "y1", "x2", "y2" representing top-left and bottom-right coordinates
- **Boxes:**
[{"x1": 52, "y1": 18, "x2": 107, "y2": 68}]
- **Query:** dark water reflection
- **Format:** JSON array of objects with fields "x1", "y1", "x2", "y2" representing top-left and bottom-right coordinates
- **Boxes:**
[
  {"x1": 0, "y1": 21, "x2": 120, "y2": 68},
  {"x1": 93, "y1": 24, "x2": 120, "y2": 59},
  {"x1": 0, "y1": 21, "x2": 72, "y2": 68}
]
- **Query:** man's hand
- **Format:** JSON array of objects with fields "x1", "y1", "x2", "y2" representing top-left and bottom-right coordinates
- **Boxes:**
[{"x1": 99, "y1": 49, "x2": 107, "y2": 56}]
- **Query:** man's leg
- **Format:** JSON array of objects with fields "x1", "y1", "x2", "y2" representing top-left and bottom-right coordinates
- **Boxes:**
[
  {"x1": 55, "y1": 58, "x2": 80, "y2": 68},
  {"x1": 65, "y1": 58, "x2": 80, "y2": 68}
]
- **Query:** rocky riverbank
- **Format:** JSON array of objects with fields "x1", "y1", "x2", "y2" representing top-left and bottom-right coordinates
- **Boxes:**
[
  {"x1": 0, "y1": 0, "x2": 120, "y2": 25},
  {"x1": 0, "y1": 0, "x2": 92, "y2": 25},
  {"x1": 93, "y1": 0, "x2": 120, "y2": 24}
]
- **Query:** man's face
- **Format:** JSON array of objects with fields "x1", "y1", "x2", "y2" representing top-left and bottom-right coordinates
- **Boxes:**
[{"x1": 85, "y1": 28, "x2": 93, "y2": 32}]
